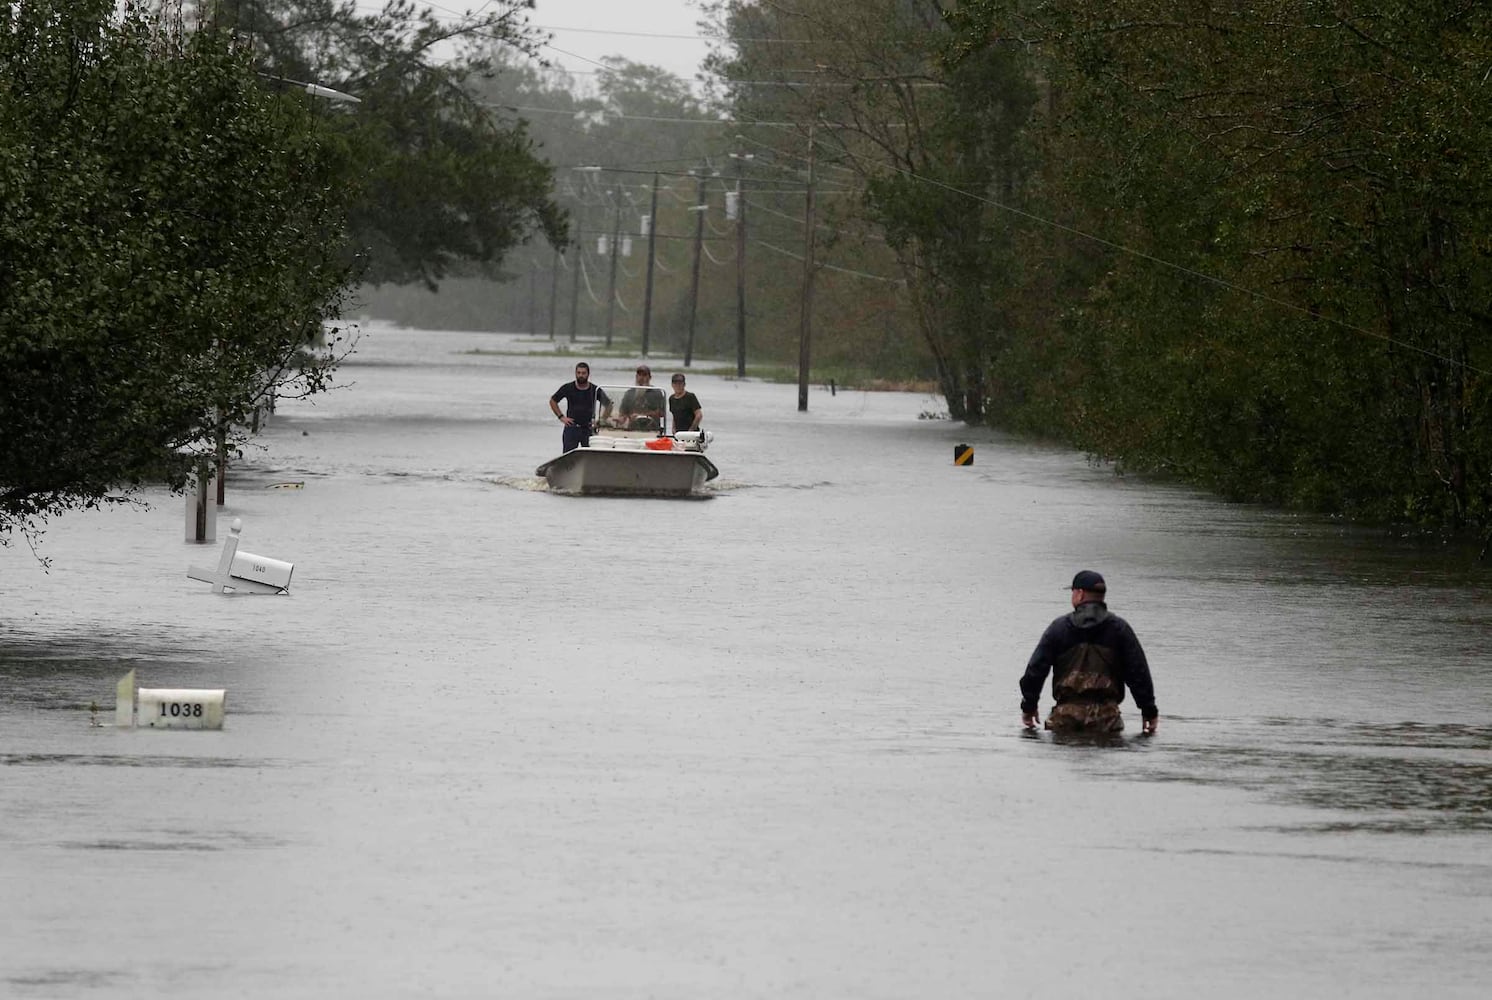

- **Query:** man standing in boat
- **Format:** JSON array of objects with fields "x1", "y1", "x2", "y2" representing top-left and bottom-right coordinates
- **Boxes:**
[
  {"x1": 668, "y1": 373, "x2": 703, "y2": 434},
  {"x1": 617, "y1": 365, "x2": 666, "y2": 431},
  {"x1": 549, "y1": 362, "x2": 611, "y2": 452},
  {"x1": 1019, "y1": 570, "x2": 1159, "y2": 735}
]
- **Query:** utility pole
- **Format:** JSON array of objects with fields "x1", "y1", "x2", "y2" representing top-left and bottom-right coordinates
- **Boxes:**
[
  {"x1": 684, "y1": 166, "x2": 708, "y2": 367},
  {"x1": 569, "y1": 168, "x2": 602, "y2": 344},
  {"x1": 640, "y1": 172, "x2": 660, "y2": 357},
  {"x1": 797, "y1": 124, "x2": 817, "y2": 412},
  {"x1": 734, "y1": 153, "x2": 749, "y2": 378},
  {"x1": 527, "y1": 261, "x2": 537, "y2": 336},
  {"x1": 604, "y1": 190, "x2": 621, "y2": 348},
  {"x1": 567, "y1": 245, "x2": 581, "y2": 344},
  {"x1": 547, "y1": 244, "x2": 560, "y2": 341}
]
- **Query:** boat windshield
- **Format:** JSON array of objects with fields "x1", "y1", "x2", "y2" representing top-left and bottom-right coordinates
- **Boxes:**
[{"x1": 594, "y1": 383, "x2": 670, "y2": 436}]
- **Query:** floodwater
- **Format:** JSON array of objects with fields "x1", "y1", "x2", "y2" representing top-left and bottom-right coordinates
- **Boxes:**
[{"x1": 3, "y1": 324, "x2": 1490, "y2": 999}]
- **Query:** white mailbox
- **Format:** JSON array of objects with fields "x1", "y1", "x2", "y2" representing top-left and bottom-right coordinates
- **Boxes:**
[
  {"x1": 138, "y1": 688, "x2": 227, "y2": 730},
  {"x1": 187, "y1": 518, "x2": 293, "y2": 594},
  {"x1": 229, "y1": 551, "x2": 294, "y2": 591},
  {"x1": 113, "y1": 670, "x2": 226, "y2": 730}
]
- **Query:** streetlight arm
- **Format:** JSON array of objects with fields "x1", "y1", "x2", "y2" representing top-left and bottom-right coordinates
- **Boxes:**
[
  {"x1": 257, "y1": 73, "x2": 360, "y2": 104},
  {"x1": 304, "y1": 82, "x2": 360, "y2": 104}
]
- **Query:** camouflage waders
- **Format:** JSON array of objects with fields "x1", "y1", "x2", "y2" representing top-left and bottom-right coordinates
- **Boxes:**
[
  {"x1": 1044, "y1": 701, "x2": 1124, "y2": 733},
  {"x1": 1044, "y1": 642, "x2": 1125, "y2": 732}
]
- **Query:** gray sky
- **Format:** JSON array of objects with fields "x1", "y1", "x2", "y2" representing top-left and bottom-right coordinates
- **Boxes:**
[
  {"x1": 416, "y1": 1, "x2": 715, "y2": 86},
  {"x1": 534, "y1": 0, "x2": 713, "y2": 84}
]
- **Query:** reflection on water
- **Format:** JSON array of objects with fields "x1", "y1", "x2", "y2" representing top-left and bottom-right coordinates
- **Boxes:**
[
  {"x1": 1053, "y1": 716, "x2": 1492, "y2": 835},
  {"x1": 0, "y1": 753, "x2": 281, "y2": 770},
  {"x1": 6, "y1": 972, "x2": 126, "y2": 992},
  {"x1": 57, "y1": 831, "x2": 288, "y2": 852}
]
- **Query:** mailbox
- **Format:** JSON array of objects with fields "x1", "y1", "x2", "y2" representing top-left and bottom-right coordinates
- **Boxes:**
[
  {"x1": 229, "y1": 551, "x2": 294, "y2": 591},
  {"x1": 113, "y1": 670, "x2": 227, "y2": 730},
  {"x1": 137, "y1": 688, "x2": 227, "y2": 730},
  {"x1": 187, "y1": 518, "x2": 293, "y2": 594}
]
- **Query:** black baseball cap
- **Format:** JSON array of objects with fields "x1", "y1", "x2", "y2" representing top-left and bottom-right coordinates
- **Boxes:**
[{"x1": 1068, "y1": 570, "x2": 1106, "y2": 592}]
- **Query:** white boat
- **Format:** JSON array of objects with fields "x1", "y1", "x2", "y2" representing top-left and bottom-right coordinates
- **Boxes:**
[{"x1": 536, "y1": 384, "x2": 719, "y2": 496}]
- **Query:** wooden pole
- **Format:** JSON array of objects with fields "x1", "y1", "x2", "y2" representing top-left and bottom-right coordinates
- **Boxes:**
[
  {"x1": 797, "y1": 124, "x2": 817, "y2": 412},
  {"x1": 214, "y1": 415, "x2": 226, "y2": 505},
  {"x1": 604, "y1": 193, "x2": 621, "y2": 348},
  {"x1": 547, "y1": 244, "x2": 560, "y2": 341},
  {"x1": 528, "y1": 262, "x2": 537, "y2": 336},
  {"x1": 735, "y1": 157, "x2": 748, "y2": 379},
  {"x1": 684, "y1": 167, "x2": 707, "y2": 367},
  {"x1": 567, "y1": 246, "x2": 581, "y2": 344},
  {"x1": 640, "y1": 172, "x2": 660, "y2": 356}
]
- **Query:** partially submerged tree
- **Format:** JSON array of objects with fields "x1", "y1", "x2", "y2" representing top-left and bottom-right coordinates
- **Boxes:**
[
  {"x1": 960, "y1": 0, "x2": 1492, "y2": 529},
  {"x1": 0, "y1": 1, "x2": 356, "y2": 545},
  {"x1": 708, "y1": 0, "x2": 1036, "y2": 419},
  {"x1": 2, "y1": 1, "x2": 572, "y2": 549}
]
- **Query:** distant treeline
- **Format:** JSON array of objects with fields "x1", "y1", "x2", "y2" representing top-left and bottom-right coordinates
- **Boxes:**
[
  {"x1": 361, "y1": 53, "x2": 937, "y2": 383},
  {"x1": 360, "y1": 3, "x2": 1492, "y2": 538},
  {"x1": 709, "y1": 1, "x2": 1492, "y2": 538}
]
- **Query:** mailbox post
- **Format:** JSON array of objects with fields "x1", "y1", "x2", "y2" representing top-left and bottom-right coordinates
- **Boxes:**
[{"x1": 184, "y1": 462, "x2": 217, "y2": 542}]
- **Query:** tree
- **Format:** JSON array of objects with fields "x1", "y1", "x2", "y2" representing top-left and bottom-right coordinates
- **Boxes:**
[
  {"x1": 959, "y1": 1, "x2": 1492, "y2": 529},
  {"x1": 708, "y1": 0, "x2": 1034, "y2": 416},
  {"x1": 364, "y1": 52, "x2": 732, "y2": 349},
  {"x1": 205, "y1": 0, "x2": 567, "y2": 288},
  {"x1": 0, "y1": 1, "x2": 356, "y2": 545}
]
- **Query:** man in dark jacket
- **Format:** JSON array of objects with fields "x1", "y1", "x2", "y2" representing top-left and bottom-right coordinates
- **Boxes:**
[{"x1": 1020, "y1": 570, "x2": 1159, "y2": 734}]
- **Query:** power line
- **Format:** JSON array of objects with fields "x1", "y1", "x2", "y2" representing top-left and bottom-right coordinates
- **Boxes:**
[
  {"x1": 406, "y1": 3, "x2": 811, "y2": 45},
  {"x1": 394, "y1": 6, "x2": 1456, "y2": 373},
  {"x1": 702, "y1": 242, "x2": 736, "y2": 267},
  {"x1": 488, "y1": 101, "x2": 735, "y2": 126},
  {"x1": 752, "y1": 239, "x2": 904, "y2": 285}
]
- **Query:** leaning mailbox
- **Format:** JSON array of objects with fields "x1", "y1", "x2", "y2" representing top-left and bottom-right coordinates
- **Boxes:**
[
  {"x1": 187, "y1": 518, "x2": 293, "y2": 594},
  {"x1": 229, "y1": 551, "x2": 294, "y2": 592}
]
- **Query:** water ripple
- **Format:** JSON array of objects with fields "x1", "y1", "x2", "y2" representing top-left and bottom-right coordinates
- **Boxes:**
[
  {"x1": 0, "y1": 753, "x2": 281, "y2": 769},
  {"x1": 1078, "y1": 717, "x2": 1492, "y2": 834}
]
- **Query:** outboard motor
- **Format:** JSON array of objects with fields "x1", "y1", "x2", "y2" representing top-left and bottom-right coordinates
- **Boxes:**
[{"x1": 673, "y1": 430, "x2": 713, "y2": 452}]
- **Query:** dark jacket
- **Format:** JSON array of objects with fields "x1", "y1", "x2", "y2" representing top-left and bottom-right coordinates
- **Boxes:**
[{"x1": 1020, "y1": 601, "x2": 1158, "y2": 719}]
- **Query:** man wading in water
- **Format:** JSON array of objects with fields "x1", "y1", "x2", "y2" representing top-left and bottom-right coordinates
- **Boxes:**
[{"x1": 1020, "y1": 571, "x2": 1159, "y2": 734}]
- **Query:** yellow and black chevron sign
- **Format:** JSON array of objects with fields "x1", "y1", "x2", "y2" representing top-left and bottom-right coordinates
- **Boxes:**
[{"x1": 954, "y1": 444, "x2": 974, "y2": 466}]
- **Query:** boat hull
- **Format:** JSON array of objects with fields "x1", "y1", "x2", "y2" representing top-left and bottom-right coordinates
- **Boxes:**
[{"x1": 536, "y1": 448, "x2": 719, "y2": 496}]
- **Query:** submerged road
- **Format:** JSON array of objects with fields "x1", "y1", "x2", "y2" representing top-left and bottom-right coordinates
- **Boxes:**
[{"x1": 2, "y1": 324, "x2": 1490, "y2": 998}]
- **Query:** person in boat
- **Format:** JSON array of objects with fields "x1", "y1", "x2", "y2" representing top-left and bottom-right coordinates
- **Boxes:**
[
  {"x1": 617, "y1": 365, "x2": 666, "y2": 431},
  {"x1": 549, "y1": 362, "x2": 612, "y2": 452},
  {"x1": 1019, "y1": 570, "x2": 1159, "y2": 735},
  {"x1": 667, "y1": 373, "x2": 702, "y2": 434}
]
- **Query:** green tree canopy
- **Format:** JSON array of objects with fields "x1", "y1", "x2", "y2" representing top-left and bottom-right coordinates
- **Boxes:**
[
  {"x1": 1, "y1": 1, "x2": 356, "y2": 543},
  {"x1": 959, "y1": 0, "x2": 1492, "y2": 529},
  {"x1": 206, "y1": 1, "x2": 566, "y2": 288}
]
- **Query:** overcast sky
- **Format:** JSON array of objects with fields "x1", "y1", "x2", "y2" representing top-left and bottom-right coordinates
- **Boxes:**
[
  {"x1": 533, "y1": 0, "x2": 714, "y2": 84},
  {"x1": 417, "y1": 1, "x2": 715, "y2": 86}
]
